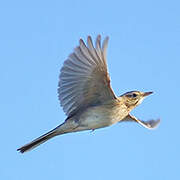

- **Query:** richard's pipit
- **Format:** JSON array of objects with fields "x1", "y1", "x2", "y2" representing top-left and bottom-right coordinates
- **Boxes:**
[{"x1": 18, "y1": 35, "x2": 160, "y2": 153}]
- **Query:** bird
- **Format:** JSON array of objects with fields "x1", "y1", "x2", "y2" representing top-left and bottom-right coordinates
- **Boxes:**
[{"x1": 17, "y1": 35, "x2": 160, "y2": 153}]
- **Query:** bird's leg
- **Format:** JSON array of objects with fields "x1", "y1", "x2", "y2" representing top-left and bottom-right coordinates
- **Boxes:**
[{"x1": 90, "y1": 129, "x2": 95, "y2": 133}]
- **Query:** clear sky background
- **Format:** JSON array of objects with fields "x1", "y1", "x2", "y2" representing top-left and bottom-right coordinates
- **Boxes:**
[{"x1": 1, "y1": 0, "x2": 180, "y2": 179}]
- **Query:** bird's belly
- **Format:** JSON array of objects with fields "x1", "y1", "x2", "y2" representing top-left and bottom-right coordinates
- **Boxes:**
[
  {"x1": 78, "y1": 105, "x2": 128, "y2": 130},
  {"x1": 80, "y1": 113, "x2": 110, "y2": 129}
]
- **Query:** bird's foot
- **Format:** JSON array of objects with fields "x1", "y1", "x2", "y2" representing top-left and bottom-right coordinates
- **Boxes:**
[{"x1": 91, "y1": 129, "x2": 95, "y2": 133}]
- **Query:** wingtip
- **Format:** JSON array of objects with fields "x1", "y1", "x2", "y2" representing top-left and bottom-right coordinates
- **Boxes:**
[
  {"x1": 149, "y1": 118, "x2": 161, "y2": 130},
  {"x1": 79, "y1": 38, "x2": 84, "y2": 44},
  {"x1": 156, "y1": 118, "x2": 161, "y2": 125},
  {"x1": 87, "y1": 35, "x2": 92, "y2": 39},
  {"x1": 105, "y1": 36, "x2": 109, "y2": 41},
  {"x1": 87, "y1": 35, "x2": 93, "y2": 44},
  {"x1": 97, "y1": 34, "x2": 101, "y2": 39},
  {"x1": 81, "y1": 35, "x2": 109, "y2": 47},
  {"x1": 96, "y1": 34, "x2": 101, "y2": 42},
  {"x1": 79, "y1": 38, "x2": 86, "y2": 47}
]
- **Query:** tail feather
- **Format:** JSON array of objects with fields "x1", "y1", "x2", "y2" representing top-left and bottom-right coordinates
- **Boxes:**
[
  {"x1": 17, "y1": 127, "x2": 60, "y2": 153},
  {"x1": 17, "y1": 119, "x2": 78, "y2": 153}
]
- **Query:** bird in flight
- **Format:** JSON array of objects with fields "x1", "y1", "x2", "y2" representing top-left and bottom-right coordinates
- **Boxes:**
[{"x1": 17, "y1": 35, "x2": 160, "y2": 153}]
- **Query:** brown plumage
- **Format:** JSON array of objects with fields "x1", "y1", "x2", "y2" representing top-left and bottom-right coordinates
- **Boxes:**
[{"x1": 17, "y1": 35, "x2": 160, "y2": 153}]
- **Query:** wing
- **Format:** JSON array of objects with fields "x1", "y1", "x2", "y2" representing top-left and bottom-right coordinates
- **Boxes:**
[
  {"x1": 122, "y1": 114, "x2": 160, "y2": 129},
  {"x1": 58, "y1": 35, "x2": 116, "y2": 116}
]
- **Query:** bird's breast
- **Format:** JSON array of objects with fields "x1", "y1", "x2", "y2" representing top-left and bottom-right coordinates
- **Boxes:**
[{"x1": 78, "y1": 103, "x2": 129, "y2": 130}]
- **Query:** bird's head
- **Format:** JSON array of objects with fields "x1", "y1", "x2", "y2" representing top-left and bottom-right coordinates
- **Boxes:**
[{"x1": 120, "y1": 91, "x2": 153, "y2": 109}]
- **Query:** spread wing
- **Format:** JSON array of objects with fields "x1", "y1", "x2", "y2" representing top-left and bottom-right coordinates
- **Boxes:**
[
  {"x1": 122, "y1": 114, "x2": 160, "y2": 129},
  {"x1": 58, "y1": 35, "x2": 116, "y2": 116}
]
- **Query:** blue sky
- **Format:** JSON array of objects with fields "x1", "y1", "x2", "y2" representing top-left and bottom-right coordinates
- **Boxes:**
[{"x1": 1, "y1": 0, "x2": 180, "y2": 179}]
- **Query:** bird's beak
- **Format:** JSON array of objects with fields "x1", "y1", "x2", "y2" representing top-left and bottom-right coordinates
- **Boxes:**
[{"x1": 143, "y1": 91, "x2": 153, "y2": 97}]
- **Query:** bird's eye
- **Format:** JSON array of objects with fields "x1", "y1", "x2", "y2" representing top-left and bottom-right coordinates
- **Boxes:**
[{"x1": 125, "y1": 92, "x2": 138, "y2": 98}]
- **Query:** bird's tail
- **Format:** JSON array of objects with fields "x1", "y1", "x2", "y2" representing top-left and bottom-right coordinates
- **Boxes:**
[{"x1": 17, "y1": 124, "x2": 66, "y2": 153}]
